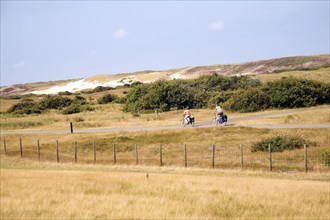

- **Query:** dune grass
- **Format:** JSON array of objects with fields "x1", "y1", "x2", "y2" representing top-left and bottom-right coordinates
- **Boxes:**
[
  {"x1": 1, "y1": 126, "x2": 329, "y2": 172},
  {"x1": 254, "y1": 67, "x2": 330, "y2": 84},
  {"x1": 1, "y1": 156, "x2": 329, "y2": 219}
]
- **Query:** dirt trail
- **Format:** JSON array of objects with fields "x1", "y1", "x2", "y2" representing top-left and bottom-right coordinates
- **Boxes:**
[{"x1": 1, "y1": 106, "x2": 329, "y2": 135}]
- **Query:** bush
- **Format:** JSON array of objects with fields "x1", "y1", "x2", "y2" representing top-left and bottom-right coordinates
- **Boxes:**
[
  {"x1": 92, "y1": 86, "x2": 114, "y2": 93},
  {"x1": 98, "y1": 94, "x2": 118, "y2": 104},
  {"x1": 39, "y1": 95, "x2": 72, "y2": 110},
  {"x1": 251, "y1": 135, "x2": 307, "y2": 152},
  {"x1": 63, "y1": 104, "x2": 82, "y2": 115},
  {"x1": 58, "y1": 91, "x2": 73, "y2": 95},
  {"x1": 63, "y1": 103, "x2": 94, "y2": 115},
  {"x1": 80, "y1": 86, "x2": 114, "y2": 94},
  {"x1": 72, "y1": 95, "x2": 87, "y2": 105},
  {"x1": 7, "y1": 100, "x2": 43, "y2": 115},
  {"x1": 223, "y1": 88, "x2": 270, "y2": 112},
  {"x1": 266, "y1": 77, "x2": 329, "y2": 108}
]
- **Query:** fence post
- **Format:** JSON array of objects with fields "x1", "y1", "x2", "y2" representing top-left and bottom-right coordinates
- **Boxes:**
[
  {"x1": 37, "y1": 139, "x2": 40, "y2": 160},
  {"x1": 135, "y1": 144, "x2": 139, "y2": 165},
  {"x1": 268, "y1": 144, "x2": 272, "y2": 171},
  {"x1": 56, "y1": 140, "x2": 59, "y2": 163},
  {"x1": 184, "y1": 144, "x2": 187, "y2": 168},
  {"x1": 240, "y1": 144, "x2": 243, "y2": 169},
  {"x1": 74, "y1": 142, "x2": 77, "y2": 163},
  {"x1": 304, "y1": 144, "x2": 308, "y2": 172},
  {"x1": 20, "y1": 138, "x2": 22, "y2": 158},
  {"x1": 70, "y1": 122, "x2": 73, "y2": 133},
  {"x1": 3, "y1": 138, "x2": 7, "y2": 155},
  {"x1": 212, "y1": 144, "x2": 215, "y2": 169},
  {"x1": 160, "y1": 144, "x2": 163, "y2": 166},
  {"x1": 93, "y1": 142, "x2": 96, "y2": 164},
  {"x1": 113, "y1": 144, "x2": 116, "y2": 164}
]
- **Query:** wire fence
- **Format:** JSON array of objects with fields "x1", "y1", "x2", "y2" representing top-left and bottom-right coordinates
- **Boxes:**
[{"x1": 1, "y1": 138, "x2": 329, "y2": 172}]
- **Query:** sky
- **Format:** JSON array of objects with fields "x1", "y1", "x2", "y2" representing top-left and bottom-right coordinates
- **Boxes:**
[{"x1": 1, "y1": 1, "x2": 329, "y2": 86}]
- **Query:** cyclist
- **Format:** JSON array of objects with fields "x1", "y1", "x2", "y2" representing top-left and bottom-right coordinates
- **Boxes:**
[
  {"x1": 214, "y1": 103, "x2": 223, "y2": 119},
  {"x1": 183, "y1": 107, "x2": 192, "y2": 124}
]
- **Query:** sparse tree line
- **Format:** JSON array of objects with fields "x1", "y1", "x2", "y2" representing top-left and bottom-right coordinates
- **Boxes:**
[{"x1": 3, "y1": 74, "x2": 330, "y2": 115}]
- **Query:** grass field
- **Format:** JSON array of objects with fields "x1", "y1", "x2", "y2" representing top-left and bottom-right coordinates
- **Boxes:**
[
  {"x1": 1, "y1": 156, "x2": 329, "y2": 219},
  {"x1": 1, "y1": 126, "x2": 329, "y2": 172},
  {"x1": 1, "y1": 68, "x2": 329, "y2": 219}
]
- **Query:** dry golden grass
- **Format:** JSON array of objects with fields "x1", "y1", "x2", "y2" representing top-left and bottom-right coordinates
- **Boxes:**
[
  {"x1": 234, "y1": 107, "x2": 330, "y2": 126},
  {"x1": 1, "y1": 156, "x2": 329, "y2": 219},
  {"x1": 1, "y1": 126, "x2": 329, "y2": 172},
  {"x1": 255, "y1": 67, "x2": 330, "y2": 84}
]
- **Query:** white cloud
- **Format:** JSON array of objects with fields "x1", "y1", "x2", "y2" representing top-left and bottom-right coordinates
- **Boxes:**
[
  {"x1": 114, "y1": 28, "x2": 129, "y2": 39},
  {"x1": 209, "y1": 20, "x2": 225, "y2": 31},
  {"x1": 13, "y1": 60, "x2": 26, "y2": 69}
]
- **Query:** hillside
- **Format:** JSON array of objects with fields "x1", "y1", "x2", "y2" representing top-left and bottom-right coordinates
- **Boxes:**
[{"x1": 0, "y1": 54, "x2": 329, "y2": 96}]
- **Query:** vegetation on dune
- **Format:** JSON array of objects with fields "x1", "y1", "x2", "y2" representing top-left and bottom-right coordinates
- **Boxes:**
[
  {"x1": 6, "y1": 95, "x2": 95, "y2": 115},
  {"x1": 251, "y1": 135, "x2": 313, "y2": 152},
  {"x1": 124, "y1": 75, "x2": 330, "y2": 113},
  {"x1": 124, "y1": 74, "x2": 261, "y2": 113},
  {"x1": 97, "y1": 93, "x2": 118, "y2": 104},
  {"x1": 224, "y1": 76, "x2": 330, "y2": 112},
  {"x1": 80, "y1": 86, "x2": 115, "y2": 94}
]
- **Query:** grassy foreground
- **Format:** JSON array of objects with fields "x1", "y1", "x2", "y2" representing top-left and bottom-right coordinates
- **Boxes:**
[{"x1": 1, "y1": 156, "x2": 329, "y2": 219}]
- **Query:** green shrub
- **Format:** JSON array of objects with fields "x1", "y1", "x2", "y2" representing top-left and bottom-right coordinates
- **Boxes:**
[
  {"x1": 98, "y1": 94, "x2": 118, "y2": 104},
  {"x1": 39, "y1": 95, "x2": 72, "y2": 110},
  {"x1": 72, "y1": 95, "x2": 87, "y2": 105},
  {"x1": 63, "y1": 103, "x2": 94, "y2": 115},
  {"x1": 92, "y1": 86, "x2": 114, "y2": 93},
  {"x1": 58, "y1": 91, "x2": 73, "y2": 95},
  {"x1": 7, "y1": 100, "x2": 43, "y2": 115},
  {"x1": 63, "y1": 104, "x2": 82, "y2": 115},
  {"x1": 266, "y1": 77, "x2": 329, "y2": 108},
  {"x1": 251, "y1": 135, "x2": 307, "y2": 152},
  {"x1": 223, "y1": 88, "x2": 270, "y2": 112}
]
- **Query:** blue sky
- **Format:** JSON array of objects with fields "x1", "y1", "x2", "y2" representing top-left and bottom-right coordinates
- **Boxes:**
[{"x1": 1, "y1": 1, "x2": 329, "y2": 86}]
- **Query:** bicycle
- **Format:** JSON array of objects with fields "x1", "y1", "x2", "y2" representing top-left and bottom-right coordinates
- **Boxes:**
[
  {"x1": 211, "y1": 114, "x2": 219, "y2": 126},
  {"x1": 181, "y1": 116, "x2": 195, "y2": 127},
  {"x1": 211, "y1": 114, "x2": 227, "y2": 126}
]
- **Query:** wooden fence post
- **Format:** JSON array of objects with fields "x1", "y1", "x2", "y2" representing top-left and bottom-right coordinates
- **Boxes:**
[
  {"x1": 56, "y1": 140, "x2": 59, "y2": 163},
  {"x1": 113, "y1": 144, "x2": 116, "y2": 164},
  {"x1": 74, "y1": 142, "x2": 77, "y2": 163},
  {"x1": 160, "y1": 144, "x2": 163, "y2": 166},
  {"x1": 268, "y1": 144, "x2": 272, "y2": 171},
  {"x1": 70, "y1": 122, "x2": 73, "y2": 133},
  {"x1": 37, "y1": 139, "x2": 40, "y2": 160},
  {"x1": 304, "y1": 144, "x2": 308, "y2": 172},
  {"x1": 212, "y1": 144, "x2": 215, "y2": 169},
  {"x1": 3, "y1": 138, "x2": 7, "y2": 155},
  {"x1": 184, "y1": 144, "x2": 187, "y2": 168},
  {"x1": 240, "y1": 144, "x2": 243, "y2": 169},
  {"x1": 135, "y1": 144, "x2": 139, "y2": 165},
  {"x1": 93, "y1": 142, "x2": 96, "y2": 164},
  {"x1": 20, "y1": 138, "x2": 22, "y2": 158}
]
